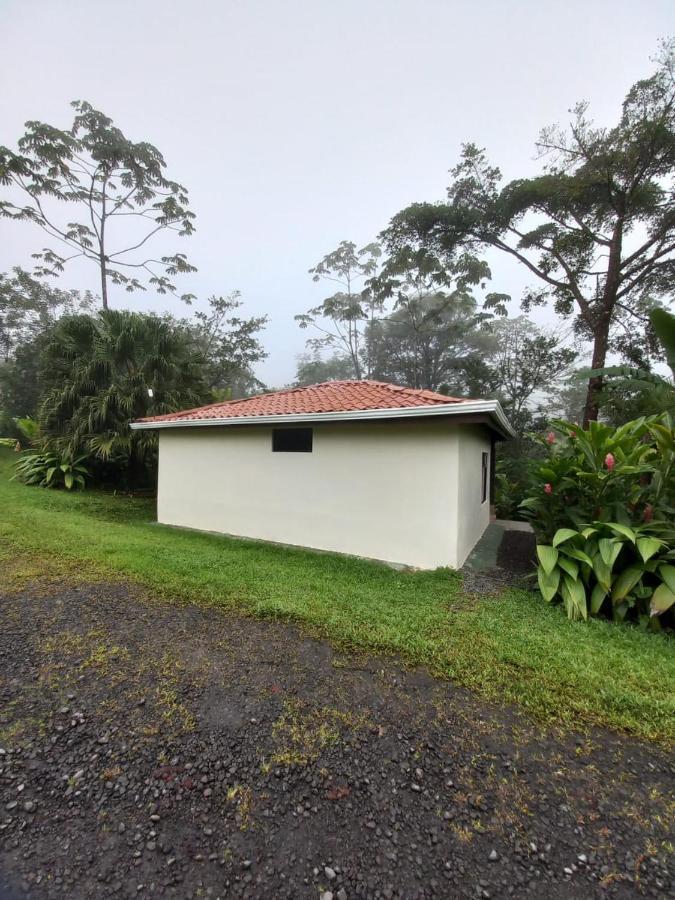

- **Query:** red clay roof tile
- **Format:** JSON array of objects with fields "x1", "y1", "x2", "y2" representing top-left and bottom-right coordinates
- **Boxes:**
[{"x1": 137, "y1": 380, "x2": 472, "y2": 424}]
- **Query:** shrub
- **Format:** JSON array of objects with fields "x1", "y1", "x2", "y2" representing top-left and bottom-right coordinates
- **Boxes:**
[
  {"x1": 537, "y1": 522, "x2": 675, "y2": 627},
  {"x1": 13, "y1": 450, "x2": 90, "y2": 490},
  {"x1": 521, "y1": 416, "x2": 673, "y2": 541},
  {"x1": 522, "y1": 414, "x2": 675, "y2": 627}
]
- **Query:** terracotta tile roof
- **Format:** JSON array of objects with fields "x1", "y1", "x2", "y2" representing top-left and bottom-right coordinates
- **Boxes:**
[{"x1": 136, "y1": 380, "x2": 472, "y2": 424}]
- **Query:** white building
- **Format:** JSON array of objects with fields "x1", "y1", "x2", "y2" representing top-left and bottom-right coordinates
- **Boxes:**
[{"x1": 131, "y1": 380, "x2": 514, "y2": 570}]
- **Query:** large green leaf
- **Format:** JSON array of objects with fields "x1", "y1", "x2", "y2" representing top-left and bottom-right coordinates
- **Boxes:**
[
  {"x1": 561, "y1": 574, "x2": 587, "y2": 621},
  {"x1": 591, "y1": 556, "x2": 612, "y2": 592},
  {"x1": 536, "y1": 545, "x2": 558, "y2": 576},
  {"x1": 537, "y1": 566, "x2": 560, "y2": 602},
  {"x1": 552, "y1": 528, "x2": 579, "y2": 547},
  {"x1": 64, "y1": 471, "x2": 74, "y2": 490},
  {"x1": 561, "y1": 547, "x2": 593, "y2": 567},
  {"x1": 606, "y1": 523, "x2": 637, "y2": 543},
  {"x1": 650, "y1": 307, "x2": 675, "y2": 375},
  {"x1": 557, "y1": 556, "x2": 579, "y2": 580},
  {"x1": 611, "y1": 566, "x2": 644, "y2": 602},
  {"x1": 636, "y1": 537, "x2": 663, "y2": 563},
  {"x1": 598, "y1": 538, "x2": 622, "y2": 569},
  {"x1": 650, "y1": 583, "x2": 675, "y2": 616},
  {"x1": 591, "y1": 583, "x2": 607, "y2": 615},
  {"x1": 658, "y1": 565, "x2": 675, "y2": 593}
]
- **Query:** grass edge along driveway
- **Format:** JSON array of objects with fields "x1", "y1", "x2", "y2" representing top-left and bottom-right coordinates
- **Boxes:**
[{"x1": 0, "y1": 449, "x2": 673, "y2": 744}]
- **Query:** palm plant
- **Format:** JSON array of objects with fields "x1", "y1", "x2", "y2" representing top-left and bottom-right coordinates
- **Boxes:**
[{"x1": 39, "y1": 310, "x2": 210, "y2": 485}]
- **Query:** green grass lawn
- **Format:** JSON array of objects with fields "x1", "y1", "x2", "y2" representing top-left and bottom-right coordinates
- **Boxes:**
[{"x1": 1, "y1": 448, "x2": 673, "y2": 744}]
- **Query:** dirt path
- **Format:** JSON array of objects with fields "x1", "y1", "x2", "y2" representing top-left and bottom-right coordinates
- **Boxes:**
[{"x1": 0, "y1": 581, "x2": 673, "y2": 899}]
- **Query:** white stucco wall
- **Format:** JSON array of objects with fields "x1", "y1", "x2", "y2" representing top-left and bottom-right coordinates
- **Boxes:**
[
  {"x1": 454, "y1": 425, "x2": 492, "y2": 567},
  {"x1": 156, "y1": 419, "x2": 491, "y2": 570}
]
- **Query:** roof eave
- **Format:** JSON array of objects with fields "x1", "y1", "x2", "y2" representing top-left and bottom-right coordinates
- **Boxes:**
[{"x1": 130, "y1": 400, "x2": 516, "y2": 438}]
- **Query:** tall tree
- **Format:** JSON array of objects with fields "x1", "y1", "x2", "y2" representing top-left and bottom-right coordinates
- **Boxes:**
[
  {"x1": 0, "y1": 269, "x2": 94, "y2": 419},
  {"x1": 294, "y1": 351, "x2": 356, "y2": 386},
  {"x1": 186, "y1": 293, "x2": 268, "y2": 395},
  {"x1": 381, "y1": 41, "x2": 675, "y2": 424},
  {"x1": 0, "y1": 101, "x2": 196, "y2": 309},
  {"x1": 367, "y1": 293, "x2": 497, "y2": 393},
  {"x1": 0, "y1": 268, "x2": 94, "y2": 363},
  {"x1": 295, "y1": 240, "x2": 381, "y2": 379},
  {"x1": 490, "y1": 316, "x2": 577, "y2": 421},
  {"x1": 368, "y1": 245, "x2": 506, "y2": 392}
]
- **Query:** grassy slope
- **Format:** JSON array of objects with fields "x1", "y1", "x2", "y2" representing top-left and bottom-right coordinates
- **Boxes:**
[{"x1": 1, "y1": 449, "x2": 673, "y2": 743}]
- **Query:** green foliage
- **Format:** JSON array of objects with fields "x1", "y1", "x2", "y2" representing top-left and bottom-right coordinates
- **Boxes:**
[
  {"x1": 583, "y1": 308, "x2": 675, "y2": 417},
  {"x1": 535, "y1": 522, "x2": 675, "y2": 626},
  {"x1": 294, "y1": 351, "x2": 356, "y2": 386},
  {"x1": 0, "y1": 101, "x2": 196, "y2": 307},
  {"x1": 1, "y1": 446, "x2": 673, "y2": 743},
  {"x1": 180, "y1": 293, "x2": 268, "y2": 395},
  {"x1": 14, "y1": 417, "x2": 40, "y2": 445},
  {"x1": 0, "y1": 269, "x2": 94, "y2": 421},
  {"x1": 38, "y1": 310, "x2": 210, "y2": 487},
  {"x1": 296, "y1": 240, "x2": 382, "y2": 379},
  {"x1": 489, "y1": 316, "x2": 577, "y2": 421},
  {"x1": 381, "y1": 41, "x2": 675, "y2": 423},
  {"x1": 521, "y1": 415, "x2": 673, "y2": 541},
  {"x1": 650, "y1": 307, "x2": 675, "y2": 378},
  {"x1": 523, "y1": 414, "x2": 675, "y2": 625},
  {"x1": 367, "y1": 291, "x2": 497, "y2": 393},
  {"x1": 14, "y1": 450, "x2": 90, "y2": 490}
]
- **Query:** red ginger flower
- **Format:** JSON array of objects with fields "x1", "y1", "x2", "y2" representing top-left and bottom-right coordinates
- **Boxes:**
[
  {"x1": 643, "y1": 504, "x2": 654, "y2": 523},
  {"x1": 544, "y1": 483, "x2": 553, "y2": 494},
  {"x1": 604, "y1": 452, "x2": 615, "y2": 471},
  {"x1": 546, "y1": 431, "x2": 555, "y2": 445}
]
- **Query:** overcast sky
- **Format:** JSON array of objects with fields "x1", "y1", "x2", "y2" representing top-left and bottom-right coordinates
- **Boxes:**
[{"x1": 2, "y1": 0, "x2": 673, "y2": 385}]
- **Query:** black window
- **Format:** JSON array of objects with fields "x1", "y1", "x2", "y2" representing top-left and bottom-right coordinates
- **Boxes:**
[
  {"x1": 481, "y1": 451, "x2": 489, "y2": 503},
  {"x1": 272, "y1": 427, "x2": 313, "y2": 453}
]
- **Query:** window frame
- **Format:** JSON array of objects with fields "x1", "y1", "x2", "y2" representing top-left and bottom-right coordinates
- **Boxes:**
[
  {"x1": 481, "y1": 451, "x2": 489, "y2": 504},
  {"x1": 272, "y1": 427, "x2": 313, "y2": 453}
]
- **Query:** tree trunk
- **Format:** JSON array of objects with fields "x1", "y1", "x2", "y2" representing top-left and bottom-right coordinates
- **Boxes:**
[
  {"x1": 582, "y1": 218, "x2": 624, "y2": 427},
  {"x1": 100, "y1": 254, "x2": 108, "y2": 310},
  {"x1": 582, "y1": 317, "x2": 610, "y2": 426},
  {"x1": 99, "y1": 181, "x2": 108, "y2": 310}
]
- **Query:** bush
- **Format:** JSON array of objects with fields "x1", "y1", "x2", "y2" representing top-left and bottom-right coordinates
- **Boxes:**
[
  {"x1": 13, "y1": 450, "x2": 90, "y2": 490},
  {"x1": 522, "y1": 414, "x2": 675, "y2": 627},
  {"x1": 536, "y1": 522, "x2": 674, "y2": 626}
]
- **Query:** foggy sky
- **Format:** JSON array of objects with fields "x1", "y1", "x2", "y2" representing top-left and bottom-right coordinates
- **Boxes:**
[{"x1": 2, "y1": 0, "x2": 673, "y2": 386}]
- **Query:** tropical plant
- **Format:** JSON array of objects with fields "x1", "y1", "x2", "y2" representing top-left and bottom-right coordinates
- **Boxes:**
[
  {"x1": 523, "y1": 413, "x2": 675, "y2": 625},
  {"x1": 14, "y1": 450, "x2": 90, "y2": 490},
  {"x1": 536, "y1": 522, "x2": 675, "y2": 627},
  {"x1": 38, "y1": 310, "x2": 210, "y2": 486},
  {"x1": 0, "y1": 101, "x2": 196, "y2": 308},
  {"x1": 521, "y1": 416, "x2": 673, "y2": 542}
]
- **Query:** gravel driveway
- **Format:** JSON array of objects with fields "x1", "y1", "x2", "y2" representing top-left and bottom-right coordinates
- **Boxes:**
[{"x1": 0, "y1": 579, "x2": 673, "y2": 899}]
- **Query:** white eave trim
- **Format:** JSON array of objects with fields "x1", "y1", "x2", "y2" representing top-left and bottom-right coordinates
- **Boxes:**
[{"x1": 130, "y1": 400, "x2": 516, "y2": 438}]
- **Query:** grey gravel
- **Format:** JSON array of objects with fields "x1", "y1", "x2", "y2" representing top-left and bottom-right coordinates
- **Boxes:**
[{"x1": 0, "y1": 579, "x2": 672, "y2": 900}]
